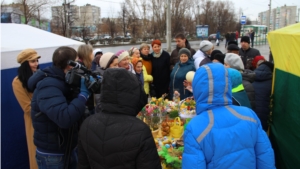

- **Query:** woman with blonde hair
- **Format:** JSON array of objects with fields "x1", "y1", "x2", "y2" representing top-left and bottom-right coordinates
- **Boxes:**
[
  {"x1": 129, "y1": 47, "x2": 153, "y2": 96},
  {"x1": 12, "y1": 48, "x2": 41, "y2": 169},
  {"x1": 77, "y1": 44, "x2": 94, "y2": 114},
  {"x1": 77, "y1": 44, "x2": 93, "y2": 70}
]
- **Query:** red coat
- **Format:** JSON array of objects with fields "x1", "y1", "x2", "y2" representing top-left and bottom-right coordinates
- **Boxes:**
[{"x1": 236, "y1": 31, "x2": 239, "y2": 39}]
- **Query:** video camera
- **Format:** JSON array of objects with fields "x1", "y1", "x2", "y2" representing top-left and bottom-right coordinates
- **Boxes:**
[{"x1": 65, "y1": 60, "x2": 102, "y2": 94}]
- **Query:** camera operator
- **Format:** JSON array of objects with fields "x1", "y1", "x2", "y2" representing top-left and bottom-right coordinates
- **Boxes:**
[{"x1": 27, "y1": 46, "x2": 90, "y2": 169}]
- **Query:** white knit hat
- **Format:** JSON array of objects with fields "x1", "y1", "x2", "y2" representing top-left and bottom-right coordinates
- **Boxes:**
[
  {"x1": 99, "y1": 52, "x2": 115, "y2": 69},
  {"x1": 115, "y1": 50, "x2": 129, "y2": 63},
  {"x1": 224, "y1": 53, "x2": 244, "y2": 71},
  {"x1": 93, "y1": 48, "x2": 102, "y2": 56},
  {"x1": 199, "y1": 40, "x2": 213, "y2": 52}
]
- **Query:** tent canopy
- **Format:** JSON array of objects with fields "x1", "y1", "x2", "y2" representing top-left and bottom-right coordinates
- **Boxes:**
[
  {"x1": 267, "y1": 23, "x2": 300, "y2": 77},
  {"x1": 267, "y1": 23, "x2": 300, "y2": 169},
  {"x1": 1, "y1": 23, "x2": 84, "y2": 70}
]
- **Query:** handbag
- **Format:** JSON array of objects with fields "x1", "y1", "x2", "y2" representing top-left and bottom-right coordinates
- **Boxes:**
[{"x1": 149, "y1": 83, "x2": 156, "y2": 97}]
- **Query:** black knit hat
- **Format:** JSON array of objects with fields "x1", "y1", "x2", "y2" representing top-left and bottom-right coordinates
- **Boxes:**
[
  {"x1": 227, "y1": 44, "x2": 239, "y2": 51},
  {"x1": 210, "y1": 50, "x2": 222, "y2": 60},
  {"x1": 228, "y1": 40, "x2": 238, "y2": 46},
  {"x1": 241, "y1": 36, "x2": 250, "y2": 44},
  {"x1": 214, "y1": 53, "x2": 225, "y2": 64}
]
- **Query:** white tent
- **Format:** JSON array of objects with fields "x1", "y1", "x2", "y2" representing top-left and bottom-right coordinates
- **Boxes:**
[
  {"x1": 0, "y1": 23, "x2": 84, "y2": 169},
  {"x1": 1, "y1": 23, "x2": 84, "y2": 70}
]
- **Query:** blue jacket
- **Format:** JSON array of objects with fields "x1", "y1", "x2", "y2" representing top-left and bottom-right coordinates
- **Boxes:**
[
  {"x1": 252, "y1": 62, "x2": 273, "y2": 131},
  {"x1": 182, "y1": 63, "x2": 275, "y2": 169},
  {"x1": 169, "y1": 59, "x2": 195, "y2": 100},
  {"x1": 28, "y1": 66, "x2": 86, "y2": 153},
  {"x1": 216, "y1": 31, "x2": 220, "y2": 39}
]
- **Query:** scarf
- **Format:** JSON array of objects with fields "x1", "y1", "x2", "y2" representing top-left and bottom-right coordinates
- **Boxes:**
[
  {"x1": 140, "y1": 53, "x2": 152, "y2": 61},
  {"x1": 152, "y1": 49, "x2": 163, "y2": 58}
]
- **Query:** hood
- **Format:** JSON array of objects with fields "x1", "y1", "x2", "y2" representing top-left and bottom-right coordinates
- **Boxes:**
[
  {"x1": 27, "y1": 66, "x2": 64, "y2": 92},
  {"x1": 192, "y1": 63, "x2": 232, "y2": 114},
  {"x1": 254, "y1": 62, "x2": 273, "y2": 82},
  {"x1": 100, "y1": 68, "x2": 147, "y2": 116},
  {"x1": 193, "y1": 50, "x2": 206, "y2": 60},
  {"x1": 241, "y1": 69, "x2": 256, "y2": 83}
]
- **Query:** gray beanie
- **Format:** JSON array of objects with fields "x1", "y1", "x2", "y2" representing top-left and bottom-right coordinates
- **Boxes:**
[
  {"x1": 199, "y1": 40, "x2": 213, "y2": 52},
  {"x1": 178, "y1": 48, "x2": 191, "y2": 58},
  {"x1": 224, "y1": 53, "x2": 244, "y2": 71}
]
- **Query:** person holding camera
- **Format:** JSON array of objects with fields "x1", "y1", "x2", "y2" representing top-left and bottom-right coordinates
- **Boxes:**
[
  {"x1": 77, "y1": 68, "x2": 161, "y2": 169},
  {"x1": 27, "y1": 46, "x2": 90, "y2": 169}
]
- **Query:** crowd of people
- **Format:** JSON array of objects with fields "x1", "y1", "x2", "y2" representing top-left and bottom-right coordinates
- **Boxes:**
[{"x1": 12, "y1": 32, "x2": 275, "y2": 169}]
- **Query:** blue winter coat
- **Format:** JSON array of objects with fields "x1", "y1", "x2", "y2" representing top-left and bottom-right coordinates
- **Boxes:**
[
  {"x1": 252, "y1": 62, "x2": 273, "y2": 131},
  {"x1": 169, "y1": 59, "x2": 195, "y2": 100},
  {"x1": 28, "y1": 66, "x2": 86, "y2": 153},
  {"x1": 182, "y1": 63, "x2": 275, "y2": 169}
]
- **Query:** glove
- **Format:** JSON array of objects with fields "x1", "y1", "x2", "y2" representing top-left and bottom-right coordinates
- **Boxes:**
[
  {"x1": 78, "y1": 77, "x2": 90, "y2": 102},
  {"x1": 89, "y1": 75, "x2": 96, "y2": 83}
]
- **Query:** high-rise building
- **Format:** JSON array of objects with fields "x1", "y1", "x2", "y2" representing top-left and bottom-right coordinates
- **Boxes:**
[
  {"x1": 258, "y1": 5, "x2": 297, "y2": 31},
  {"x1": 51, "y1": 3, "x2": 100, "y2": 35}
]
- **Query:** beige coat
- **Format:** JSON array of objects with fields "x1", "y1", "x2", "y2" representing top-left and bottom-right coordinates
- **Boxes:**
[{"x1": 12, "y1": 77, "x2": 37, "y2": 169}]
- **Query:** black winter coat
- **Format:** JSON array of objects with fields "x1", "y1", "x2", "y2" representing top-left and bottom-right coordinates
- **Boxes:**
[
  {"x1": 170, "y1": 40, "x2": 196, "y2": 70},
  {"x1": 253, "y1": 62, "x2": 274, "y2": 131},
  {"x1": 77, "y1": 68, "x2": 161, "y2": 169},
  {"x1": 239, "y1": 48, "x2": 261, "y2": 69},
  {"x1": 152, "y1": 50, "x2": 171, "y2": 98},
  {"x1": 242, "y1": 69, "x2": 256, "y2": 111},
  {"x1": 28, "y1": 66, "x2": 86, "y2": 153}
]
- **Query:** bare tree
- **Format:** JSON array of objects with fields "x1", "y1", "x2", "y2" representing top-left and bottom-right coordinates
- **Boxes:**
[
  {"x1": 17, "y1": 0, "x2": 53, "y2": 24},
  {"x1": 119, "y1": 2, "x2": 128, "y2": 36}
]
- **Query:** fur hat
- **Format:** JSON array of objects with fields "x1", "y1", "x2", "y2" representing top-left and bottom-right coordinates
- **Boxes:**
[
  {"x1": 199, "y1": 40, "x2": 213, "y2": 52},
  {"x1": 17, "y1": 48, "x2": 41, "y2": 64},
  {"x1": 241, "y1": 36, "x2": 250, "y2": 44},
  {"x1": 227, "y1": 68, "x2": 242, "y2": 89},
  {"x1": 252, "y1": 56, "x2": 266, "y2": 68},
  {"x1": 128, "y1": 47, "x2": 138, "y2": 57},
  {"x1": 224, "y1": 53, "x2": 244, "y2": 71},
  {"x1": 178, "y1": 48, "x2": 191, "y2": 58},
  {"x1": 115, "y1": 50, "x2": 129, "y2": 63},
  {"x1": 227, "y1": 44, "x2": 239, "y2": 51},
  {"x1": 151, "y1": 39, "x2": 161, "y2": 47},
  {"x1": 99, "y1": 52, "x2": 116, "y2": 69}
]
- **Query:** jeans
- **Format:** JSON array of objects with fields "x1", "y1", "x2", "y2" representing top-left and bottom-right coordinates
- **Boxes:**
[{"x1": 36, "y1": 148, "x2": 77, "y2": 169}]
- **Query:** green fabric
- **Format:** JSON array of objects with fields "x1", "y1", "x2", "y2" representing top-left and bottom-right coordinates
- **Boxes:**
[
  {"x1": 232, "y1": 84, "x2": 244, "y2": 93},
  {"x1": 270, "y1": 68, "x2": 300, "y2": 169}
]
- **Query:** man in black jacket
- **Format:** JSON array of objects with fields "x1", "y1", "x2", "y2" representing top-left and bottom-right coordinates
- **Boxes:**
[
  {"x1": 77, "y1": 68, "x2": 162, "y2": 169},
  {"x1": 28, "y1": 46, "x2": 90, "y2": 169},
  {"x1": 239, "y1": 36, "x2": 261, "y2": 69},
  {"x1": 170, "y1": 33, "x2": 196, "y2": 70}
]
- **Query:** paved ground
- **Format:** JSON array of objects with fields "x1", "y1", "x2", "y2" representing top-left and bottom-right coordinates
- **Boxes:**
[{"x1": 97, "y1": 39, "x2": 271, "y2": 61}]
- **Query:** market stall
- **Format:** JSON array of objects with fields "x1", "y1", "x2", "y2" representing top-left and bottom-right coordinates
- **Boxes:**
[
  {"x1": 267, "y1": 23, "x2": 300, "y2": 169},
  {"x1": 137, "y1": 92, "x2": 196, "y2": 169}
]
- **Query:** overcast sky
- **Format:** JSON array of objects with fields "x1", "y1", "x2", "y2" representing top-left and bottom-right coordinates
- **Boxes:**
[{"x1": 4, "y1": 0, "x2": 300, "y2": 21}]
